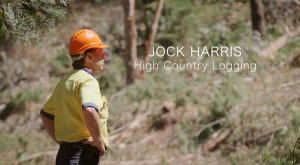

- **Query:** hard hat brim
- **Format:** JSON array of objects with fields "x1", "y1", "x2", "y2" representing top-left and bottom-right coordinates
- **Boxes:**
[{"x1": 70, "y1": 43, "x2": 110, "y2": 55}]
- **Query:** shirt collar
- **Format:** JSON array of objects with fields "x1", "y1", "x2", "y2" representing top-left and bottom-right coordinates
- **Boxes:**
[{"x1": 81, "y1": 68, "x2": 96, "y2": 78}]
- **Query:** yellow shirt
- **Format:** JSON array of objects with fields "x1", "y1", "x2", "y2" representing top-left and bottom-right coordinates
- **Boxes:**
[{"x1": 40, "y1": 68, "x2": 109, "y2": 146}]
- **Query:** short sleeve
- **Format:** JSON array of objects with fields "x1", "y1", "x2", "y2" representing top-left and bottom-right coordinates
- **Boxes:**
[
  {"x1": 80, "y1": 79, "x2": 102, "y2": 113},
  {"x1": 40, "y1": 94, "x2": 55, "y2": 120}
]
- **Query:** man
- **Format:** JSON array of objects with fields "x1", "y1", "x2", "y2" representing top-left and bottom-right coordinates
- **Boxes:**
[{"x1": 40, "y1": 29, "x2": 110, "y2": 165}]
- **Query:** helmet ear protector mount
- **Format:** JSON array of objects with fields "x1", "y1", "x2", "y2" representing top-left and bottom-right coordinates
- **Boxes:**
[{"x1": 71, "y1": 54, "x2": 85, "y2": 62}]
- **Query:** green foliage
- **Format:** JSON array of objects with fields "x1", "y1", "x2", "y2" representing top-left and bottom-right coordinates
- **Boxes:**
[
  {"x1": 263, "y1": 107, "x2": 300, "y2": 165},
  {"x1": 175, "y1": 122, "x2": 197, "y2": 152},
  {"x1": 7, "y1": 89, "x2": 41, "y2": 114},
  {"x1": 107, "y1": 65, "x2": 204, "y2": 119},
  {"x1": 195, "y1": 12, "x2": 250, "y2": 48},
  {"x1": 125, "y1": 68, "x2": 200, "y2": 104},
  {"x1": 209, "y1": 73, "x2": 247, "y2": 119},
  {"x1": 271, "y1": 35, "x2": 300, "y2": 68},
  {"x1": 0, "y1": 133, "x2": 16, "y2": 151},
  {"x1": 11, "y1": 89, "x2": 41, "y2": 108},
  {"x1": 0, "y1": 89, "x2": 42, "y2": 120},
  {"x1": 263, "y1": 0, "x2": 300, "y2": 28},
  {"x1": 261, "y1": 150, "x2": 294, "y2": 165},
  {"x1": 0, "y1": 9, "x2": 8, "y2": 45},
  {"x1": 157, "y1": 0, "x2": 250, "y2": 48},
  {"x1": 157, "y1": 0, "x2": 198, "y2": 45},
  {"x1": 98, "y1": 55, "x2": 126, "y2": 95},
  {"x1": 52, "y1": 49, "x2": 71, "y2": 72},
  {"x1": 0, "y1": 132, "x2": 56, "y2": 164},
  {"x1": 0, "y1": 0, "x2": 69, "y2": 42}
]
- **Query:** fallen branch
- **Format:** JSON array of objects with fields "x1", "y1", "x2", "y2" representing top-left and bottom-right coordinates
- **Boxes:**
[
  {"x1": 16, "y1": 151, "x2": 56, "y2": 164},
  {"x1": 266, "y1": 133, "x2": 274, "y2": 149},
  {"x1": 133, "y1": 133, "x2": 156, "y2": 146},
  {"x1": 265, "y1": 79, "x2": 300, "y2": 94},
  {"x1": 202, "y1": 128, "x2": 233, "y2": 152},
  {"x1": 110, "y1": 114, "x2": 148, "y2": 141},
  {"x1": 260, "y1": 26, "x2": 300, "y2": 57},
  {"x1": 195, "y1": 117, "x2": 226, "y2": 137},
  {"x1": 245, "y1": 126, "x2": 285, "y2": 144}
]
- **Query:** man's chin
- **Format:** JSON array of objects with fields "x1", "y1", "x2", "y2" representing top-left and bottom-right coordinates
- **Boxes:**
[{"x1": 94, "y1": 66, "x2": 104, "y2": 75}]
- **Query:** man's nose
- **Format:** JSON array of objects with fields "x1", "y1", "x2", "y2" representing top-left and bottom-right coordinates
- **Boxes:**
[{"x1": 104, "y1": 54, "x2": 110, "y2": 64}]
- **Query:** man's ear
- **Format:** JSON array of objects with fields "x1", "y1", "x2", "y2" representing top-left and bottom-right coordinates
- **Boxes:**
[
  {"x1": 86, "y1": 53, "x2": 93, "y2": 60},
  {"x1": 83, "y1": 53, "x2": 92, "y2": 65}
]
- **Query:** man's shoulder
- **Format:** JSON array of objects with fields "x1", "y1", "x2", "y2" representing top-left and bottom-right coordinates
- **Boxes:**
[{"x1": 69, "y1": 69, "x2": 96, "y2": 82}]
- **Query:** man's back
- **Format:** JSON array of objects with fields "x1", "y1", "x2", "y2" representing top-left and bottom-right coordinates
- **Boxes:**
[{"x1": 44, "y1": 69, "x2": 102, "y2": 142}]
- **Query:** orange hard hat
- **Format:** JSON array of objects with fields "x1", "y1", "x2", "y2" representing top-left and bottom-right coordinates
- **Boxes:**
[{"x1": 69, "y1": 29, "x2": 109, "y2": 56}]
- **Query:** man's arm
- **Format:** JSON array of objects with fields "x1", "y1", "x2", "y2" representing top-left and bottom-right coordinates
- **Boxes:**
[
  {"x1": 83, "y1": 107, "x2": 106, "y2": 156},
  {"x1": 40, "y1": 112, "x2": 60, "y2": 144}
]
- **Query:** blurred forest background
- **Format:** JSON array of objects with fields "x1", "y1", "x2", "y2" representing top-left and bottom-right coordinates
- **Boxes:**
[{"x1": 0, "y1": 0, "x2": 300, "y2": 164}]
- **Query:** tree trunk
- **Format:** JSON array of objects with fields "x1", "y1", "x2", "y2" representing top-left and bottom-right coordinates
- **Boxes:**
[
  {"x1": 143, "y1": 0, "x2": 164, "y2": 75},
  {"x1": 122, "y1": 0, "x2": 139, "y2": 84},
  {"x1": 122, "y1": 0, "x2": 164, "y2": 84},
  {"x1": 250, "y1": 0, "x2": 266, "y2": 36}
]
